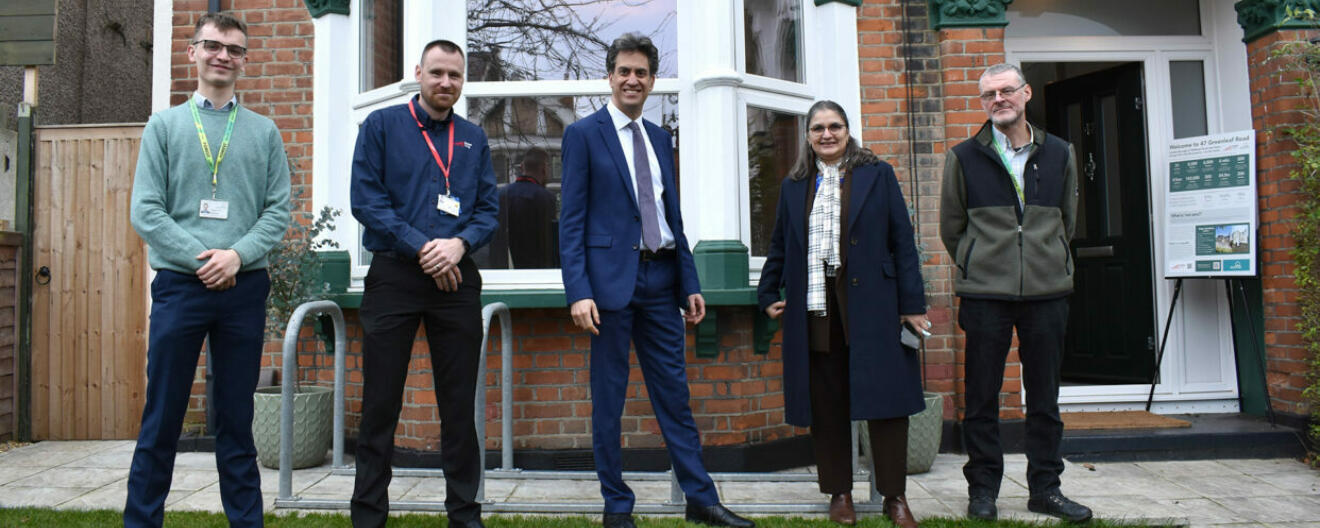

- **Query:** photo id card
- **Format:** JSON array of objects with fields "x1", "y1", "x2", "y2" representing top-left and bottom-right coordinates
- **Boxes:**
[
  {"x1": 199, "y1": 198, "x2": 229, "y2": 220},
  {"x1": 437, "y1": 193, "x2": 461, "y2": 216}
]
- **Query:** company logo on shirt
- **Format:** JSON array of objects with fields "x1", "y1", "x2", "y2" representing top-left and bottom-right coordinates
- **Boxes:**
[{"x1": 456, "y1": 141, "x2": 472, "y2": 149}]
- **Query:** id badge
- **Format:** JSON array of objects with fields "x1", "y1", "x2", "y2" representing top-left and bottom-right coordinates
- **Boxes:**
[
  {"x1": 199, "y1": 198, "x2": 229, "y2": 220},
  {"x1": 437, "y1": 193, "x2": 461, "y2": 216}
]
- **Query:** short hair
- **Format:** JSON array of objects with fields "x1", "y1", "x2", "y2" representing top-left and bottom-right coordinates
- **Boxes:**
[
  {"x1": 421, "y1": 39, "x2": 465, "y2": 64},
  {"x1": 606, "y1": 33, "x2": 659, "y2": 76},
  {"x1": 194, "y1": 12, "x2": 247, "y2": 40},
  {"x1": 980, "y1": 63, "x2": 1026, "y2": 86},
  {"x1": 521, "y1": 147, "x2": 549, "y2": 168}
]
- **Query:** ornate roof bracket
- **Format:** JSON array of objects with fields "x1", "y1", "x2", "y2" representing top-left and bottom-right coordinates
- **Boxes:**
[
  {"x1": 1235, "y1": 0, "x2": 1320, "y2": 43},
  {"x1": 928, "y1": 0, "x2": 1013, "y2": 30},
  {"x1": 304, "y1": 0, "x2": 349, "y2": 18}
]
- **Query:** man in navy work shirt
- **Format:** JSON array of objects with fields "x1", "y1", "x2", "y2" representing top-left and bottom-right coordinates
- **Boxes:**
[{"x1": 349, "y1": 39, "x2": 498, "y2": 528}]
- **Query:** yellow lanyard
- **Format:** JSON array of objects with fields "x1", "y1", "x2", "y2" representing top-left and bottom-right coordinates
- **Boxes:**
[
  {"x1": 189, "y1": 100, "x2": 238, "y2": 198},
  {"x1": 992, "y1": 136, "x2": 1026, "y2": 205}
]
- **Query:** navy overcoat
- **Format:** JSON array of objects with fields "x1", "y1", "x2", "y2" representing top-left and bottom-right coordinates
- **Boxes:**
[{"x1": 757, "y1": 161, "x2": 927, "y2": 427}]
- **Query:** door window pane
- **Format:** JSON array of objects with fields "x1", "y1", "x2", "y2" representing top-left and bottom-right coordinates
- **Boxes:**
[
  {"x1": 1066, "y1": 101, "x2": 1088, "y2": 239},
  {"x1": 1170, "y1": 61, "x2": 1208, "y2": 139},
  {"x1": 1100, "y1": 94, "x2": 1122, "y2": 237},
  {"x1": 1006, "y1": 0, "x2": 1200, "y2": 37},
  {"x1": 468, "y1": 94, "x2": 679, "y2": 269},
  {"x1": 744, "y1": 0, "x2": 804, "y2": 83},
  {"x1": 748, "y1": 106, "x2": 804, "y2": 256},
  {"x1": 466, "y1": 0, "x2": 678, "y2": 81},
  {"x1": 360, "y1": 0, "x2": 403, "y2": 92}
]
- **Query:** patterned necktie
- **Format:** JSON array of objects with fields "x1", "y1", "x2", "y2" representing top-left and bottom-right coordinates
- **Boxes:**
[{"x1": 628, "y1": 121, "x2": 662, "y2": 251}]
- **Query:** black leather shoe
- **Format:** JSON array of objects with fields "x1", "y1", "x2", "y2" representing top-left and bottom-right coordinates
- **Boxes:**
[
  {"x1": 603, "y1": 512, "x2": 637, "y2": 528},
  {"x1": 1027, "y1": 492, "x2": 1093, "y2": 523},
  {"x1": 448, "y1": 519, "x2": 486, "y2": 528},
  {"x1": 685, "y1": 503, "x2": 756, "y2": 527},
  {"x1": 967, "y1": 495, "x2": 997, "y2": 521}
]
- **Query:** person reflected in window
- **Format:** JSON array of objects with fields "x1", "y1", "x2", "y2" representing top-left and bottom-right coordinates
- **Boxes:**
[
  {"x1": 500, "y1": 147, "x2": 559, "y2": 269},
  {"x1": 757, "y1": 100, "x2": 929, "y2": 527}
]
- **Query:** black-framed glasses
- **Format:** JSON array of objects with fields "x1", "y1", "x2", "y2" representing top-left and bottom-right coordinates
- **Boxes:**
[
  {"x1": 979, "y1": 83, "x2": 1025, "y2": 102},
  {"x1": 809, "y1": 123, "x2": 847, "y2": 135},
  {"x1": 193, "y1": 39, "x2": 247, "y2": 59}
]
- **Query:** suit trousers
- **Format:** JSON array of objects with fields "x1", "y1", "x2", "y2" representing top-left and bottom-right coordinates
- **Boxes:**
[
  {"x1": 590, "y1": 256, "x2": 718, "y2": 513},
  {"x1": 351, "y1": 254, "x2": 484, "y2": 527},
  {"x1": 124, "y1": 269, "x2": 269, "y2": 528},
  {"x1": 958, "y1": 297, "x2": 1069, "y2": 499},
  {"x1": 807, "y1": 277, "x2": 908, "y2": 498}
]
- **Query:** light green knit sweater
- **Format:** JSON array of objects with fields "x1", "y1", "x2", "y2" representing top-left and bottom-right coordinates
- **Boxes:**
[{"x1": 130, "y1": 100, "x2": 291, "y2": 274}]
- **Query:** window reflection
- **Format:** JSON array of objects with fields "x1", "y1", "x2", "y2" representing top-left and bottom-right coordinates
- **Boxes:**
[
  {"x1": 360, "y1": 0, "x2": 403, "y2": 92},
  {"x1": 744, "y1": 0, "x2": 804, "y2": 83},
  {"x1": 467, "y1": 0, "x2": 678, "y2": 81},
  {"x1": 469, "y1": 94, "x2": 679, "y2": 269},
  {"x1": 748, "y1": 106, "x2": 804, "y2": 256}
]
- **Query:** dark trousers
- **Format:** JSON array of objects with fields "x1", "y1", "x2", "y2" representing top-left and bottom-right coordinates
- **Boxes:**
[
  {"x1": 124, "y1": 269, "x2": 269, "y2": 528},
  {"x1": 808, "y1": 276, "x2": 908, "y2": 497},
  {"x1": 591, "y1": 256, "x2": 718, "y2": 513},
  {"x1": 958, "y1": 297, "x2": 1068, "y2": 498},
  {"x1": 351, "y1": 255, "x2": 484, "y2": 527}
]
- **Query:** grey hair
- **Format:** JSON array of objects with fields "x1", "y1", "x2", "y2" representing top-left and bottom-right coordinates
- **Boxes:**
[{"x1": 979, "y1": 63, "x2": 1026, "y2": 86}]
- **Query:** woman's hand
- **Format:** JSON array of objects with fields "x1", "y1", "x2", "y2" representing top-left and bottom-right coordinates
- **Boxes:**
[
  {"x1": 900, "y1": 314, "x2": 931, "y2": 337},
  {"x1": 765, "y1": 301, "x2": 786, "y2": 320}
]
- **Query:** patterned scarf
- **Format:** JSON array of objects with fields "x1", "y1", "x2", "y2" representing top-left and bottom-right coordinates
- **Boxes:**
[{"x1": 807, "y1": 160, "x2": 843, "y2": 314}]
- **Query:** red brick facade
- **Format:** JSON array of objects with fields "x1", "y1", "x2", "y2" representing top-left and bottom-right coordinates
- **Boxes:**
[{"x1": 1246, "y1": 29, "x2": 1316, "y2": 416}]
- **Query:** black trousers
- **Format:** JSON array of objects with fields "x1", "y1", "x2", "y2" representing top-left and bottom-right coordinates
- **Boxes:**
[
  {"x1": 958, "y1": 297, "x2": 1068, "y2": 499},
  {"x1": 351, "y1": 254, "x2": 484, "y2": 527},
  {"x1": 808, "y1": 277, "x2": 908, "y2": 497}
]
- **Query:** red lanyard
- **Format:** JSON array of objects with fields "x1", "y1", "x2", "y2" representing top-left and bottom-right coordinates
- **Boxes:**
[{"x1": 408, "y1": 99, "x2": 455, "y2": 194}]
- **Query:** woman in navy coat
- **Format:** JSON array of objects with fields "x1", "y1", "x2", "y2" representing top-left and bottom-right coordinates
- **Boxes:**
[{"x1": 757, "y1": 100, "x2": 929, "y2": 527}]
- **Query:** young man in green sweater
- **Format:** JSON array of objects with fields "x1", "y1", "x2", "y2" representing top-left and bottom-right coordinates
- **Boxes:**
[{"x1": 125, "y1": 12, "x2": 290, "y2": 528}]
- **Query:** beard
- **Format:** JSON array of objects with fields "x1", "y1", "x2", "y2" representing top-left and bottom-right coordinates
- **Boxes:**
[
  {"x1": 420, "y1": 88, "x2": 456, "y2": 115},
  {"x1": 989, "y1": 106, "x2": 1022, "y2": 128}
]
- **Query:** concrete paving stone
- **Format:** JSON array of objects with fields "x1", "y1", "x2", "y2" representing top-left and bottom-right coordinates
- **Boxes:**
[
  {"x1": 1214, "y1": 458, "x2": 1312, "y2": 475},
  {"x1": 0, "y1": 465, "x2": 47, "y2": 485},
  {"x1": 8, "y1": 467, "x2": 129, "y2": 489},
  {"x1": 1250, "y1": 471, "x2": 1320, "y2": 496},
  {"x1": 257, "y1": 467, "x2": 333, "y2": 495},
  {"x1": 1136, "y1": 497, "x2": 1253, "y2": 524},
  {"x1": 505, "y1": 478, "x2": 602, "y2": 503},
  {"x1": 0, "y1": 486, "x2": 98, "y2": 508},
  {"x1": 1051, "y1": 472, "x2": 1202, "y2": 500},
  {"x1": 1138, "y1": 460, "x2": 1236, "y2": 479},
  {"x1": 0, "y1": 446, "x2": 97, "y2": 467},
  {"x1": 26, "y1": 440, "x2": 123, "y2": 454},
  {"x1": 169, "y1": 488, "x2": 226, "y2": 512},
  {"x1": 1067, "y1": 460, "x2": 1161, "y2": 481},
  {"x1": 62, "y1": 448, "x2": 136, "y2": 469},
  {"x1": 172, "y1": 452, "x2": 221, "y2": 469},
  {"x1": 895, "y1": 497, "x2": 957, "y2": 520},
  {"x1": 1171, "y1": 474, "x2": 1292, "y2": 499},
  {"x1": 1069, "y1": 495, "x2": 1192, "y2": 525},
  {"x1": 57, "y1": 481, "x2": 131, "y2": 510},
  {"x1": 296, "y1": 474, "x2": 420, "y2": 502},
  {"x1": 1211, "y1": 495, "x2": 1320, "y2": 524},
  {"x1": 715, "y1": 479, "x2": 826, "y2": 503}
]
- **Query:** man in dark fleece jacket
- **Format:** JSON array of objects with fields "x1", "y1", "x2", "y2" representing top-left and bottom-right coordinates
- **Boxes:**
[{"x1": 940, "y1": 63, "x2": 1091, "y2": 524}]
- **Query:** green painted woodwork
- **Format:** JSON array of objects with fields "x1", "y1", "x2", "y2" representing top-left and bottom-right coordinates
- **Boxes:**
[
  {"x1": 815, "y1": 0, "x2": 863, "y2": 6},
  {"x1": 317, "y1": 250, "x2": 351, "y2": 293},
  {"x1": 304, "y1": 0, "x2": 349, "y2": 18},
  {"x1": 927, "y1": 0, "x2": 1013, "y2": 30},
  {"x1": 693, "y1": 240, "x2": 750, "y2": 290},
  {"x1": 1235, "y1": 0, "x2": 1320, "y2": 43}
]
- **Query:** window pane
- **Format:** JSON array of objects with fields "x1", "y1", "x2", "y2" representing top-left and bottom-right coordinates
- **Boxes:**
[
  {"x1": 468, "y1": 94, "x2": 680, "y2": 270},
  {"x1": 1007, "y1": 0, "x2": 1200, "y2": 37},
  {"x1": 360, "y1": 0, "x2": 403, "y2": 92},
  {"x1": 748, "y1": 106, "x2": 804, "y2": 256},
  {"x1": 744, "y1": 0, "x2": 804, "y2": 83},
  {"x1": 466, "y1": 0, "x2": 678, "y2": 81},
  {"x1": 1170, "y1": 61, "x2": 1208, "y2": 139},
  {"x1": 1101, "y1": 95, "x2": 1122, "y2": 237}
]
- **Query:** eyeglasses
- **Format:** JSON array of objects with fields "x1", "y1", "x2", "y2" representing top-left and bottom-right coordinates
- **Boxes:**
[
  {"x1": 979, "y1": 83, "x2": 1025, "y2": 102},
  {"x1": 193, "y1": 39, "x2": 247, "y2": 59},
  {"x1": 809, "y1": 123, "x2": 847, "y2": 135}
]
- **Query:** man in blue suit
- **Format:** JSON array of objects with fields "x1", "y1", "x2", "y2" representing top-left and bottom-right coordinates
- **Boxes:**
[{"x1": 558, "y1": 34, "x2": 754, "y2": 528}]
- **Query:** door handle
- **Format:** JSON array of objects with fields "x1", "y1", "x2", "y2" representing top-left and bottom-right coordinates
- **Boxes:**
[
  {"x1": 35, "y1": 265, "x2": 50, "y2": 285},
  {"x1": 1075, "y1": 246, "x2": 1114, "y2": 258},
  {"x1": 1085, "y1": 153, "x2": 1097, "y2": 182}
]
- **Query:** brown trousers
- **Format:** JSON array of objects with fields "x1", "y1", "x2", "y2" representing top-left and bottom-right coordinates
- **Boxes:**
[{"x1": 808, "y1": 277, "x2": 909, "y2": 497}]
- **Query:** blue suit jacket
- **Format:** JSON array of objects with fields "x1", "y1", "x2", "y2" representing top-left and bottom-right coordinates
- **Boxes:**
[{"x1": 559, "y1": 106, "x2": 700, "y2": 311}]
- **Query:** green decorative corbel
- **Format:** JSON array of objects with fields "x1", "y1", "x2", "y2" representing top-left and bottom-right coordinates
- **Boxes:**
[
  {"x1": 1235, "y1": 0, "x2": 1320, "y2": 43},
  {"x1": 814, "y1": 0, "x2": 863, "y2": 6},
  {"x1": 927, "y1": 0, "x2": 1013, "y2": 30},
  {"x1": 304, "y1": 0, "x2": 349, "y2": 18}
]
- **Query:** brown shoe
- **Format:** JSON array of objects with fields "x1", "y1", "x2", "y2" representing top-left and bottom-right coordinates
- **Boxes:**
[
  {"x1": 828, "y1": 492, "x2": 856, "y2": 525},
  {"x1": 884, "y1": 495, "x2": 919, "y2": 528}
]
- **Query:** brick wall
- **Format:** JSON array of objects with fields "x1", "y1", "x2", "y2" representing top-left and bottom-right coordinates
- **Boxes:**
[
  {"x1": 1246, "y1": 29, "x2": 1316, "y2": 416},
  {"x1": 0, "y1": 234, "x2": 17, "y2": 441}
]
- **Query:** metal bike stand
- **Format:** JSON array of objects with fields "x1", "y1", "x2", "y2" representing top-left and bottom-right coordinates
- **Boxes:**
[
  {"x1": 274, "y1": 301, "x2": 886, "y2": 514},
  {"x1": 274, "y1": 300, "x2": 349, "y2": 506}
]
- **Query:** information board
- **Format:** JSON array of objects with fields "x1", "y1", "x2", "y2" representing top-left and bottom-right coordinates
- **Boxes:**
[{"x1": 1163, "y1": 130, "x2": 1257, "y2": 278}]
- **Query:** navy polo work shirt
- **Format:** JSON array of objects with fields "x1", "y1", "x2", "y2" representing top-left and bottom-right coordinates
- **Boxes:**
[{"x1": 351, "y1": 95, "x2": 499, "y2": 257}]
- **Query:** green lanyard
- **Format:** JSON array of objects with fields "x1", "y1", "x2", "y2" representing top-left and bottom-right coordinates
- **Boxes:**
[
  {"x1": 991, "y1": 135, "x2": 1025, "y2": 205},
  {"x1": 189, "y1": 100, "x2": 238, "y2": 198}
]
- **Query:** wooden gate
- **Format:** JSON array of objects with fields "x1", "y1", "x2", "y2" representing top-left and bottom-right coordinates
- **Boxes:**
[{"x1": 32, "y1": 125, "x2": 148, "y2": 440}]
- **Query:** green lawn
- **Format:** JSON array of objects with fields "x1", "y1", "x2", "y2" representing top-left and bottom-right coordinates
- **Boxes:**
[{"x1": 0, "y1": 509, "x2": 1178, "y2": 527}]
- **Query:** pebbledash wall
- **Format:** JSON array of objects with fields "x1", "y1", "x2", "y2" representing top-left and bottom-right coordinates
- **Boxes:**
[{"x1": 162, "y1": 0, "x2": 1313, "y2": 463}]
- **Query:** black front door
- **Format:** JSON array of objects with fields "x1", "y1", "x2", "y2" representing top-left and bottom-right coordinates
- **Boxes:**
[{"x1": 1045, "y1": 63, "x2": 1157, "y2": 384}]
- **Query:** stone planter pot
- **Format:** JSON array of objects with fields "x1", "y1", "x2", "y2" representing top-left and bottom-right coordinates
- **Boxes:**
[
  {"x1": 906, "y1": 391, "x2": 944, "y2": 474},
  {"x1": 252, "y1": 385, "x2": 332, "y2": 469}
]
